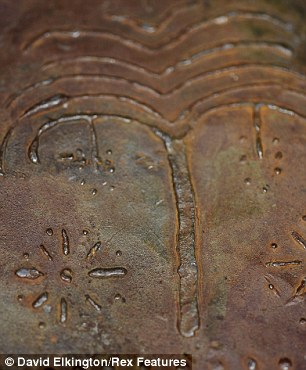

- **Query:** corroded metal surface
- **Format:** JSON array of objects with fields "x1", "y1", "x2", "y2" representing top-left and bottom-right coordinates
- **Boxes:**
[{"x1": 0, "y1": 0, "x2": 306, "y2": 369}]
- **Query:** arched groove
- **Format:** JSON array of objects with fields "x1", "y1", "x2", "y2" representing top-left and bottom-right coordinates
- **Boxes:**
[
  {"x1": 36, "y1": 63, "x2": 306, "y2": 100},
  {"x1": 7, "y1": 67, "x2": 306, "y2": 123},
  {"x1": 21, "y1": 34, "x2": 295, "y2": 76},
  {"x1": 22, "y1": 11, "x2": 297, "y2": 53},
  {"x1": 186, "y1": 83, "x2": 306, "y2": 124},
  {"x1": 2, "y1": 100, "x2": 305, "y2": 336},
  {"x1": 5, "y1": 83, "x2": 306, "y2": 147},
  {"x1": 3, "y1": 110, "x2": 201, "y2": 337},
  {"x1": 18, "y1": 95, "x2": 178, "y2": 135},
  {"x1": 5, "y1": 41, "x2": 294, "y2": 109},
  {"x1": 21, "y1": 0, "x2": 195, "y2": 51},
  {"x1": 104, "y1": 7, "x2": 294, "y2": 42},
  {"x1": 8, "y1": 60, "x2": 301, "y2": 112},
  {"x1": 193, "y1": 102, "x2": 303, "y2": 124},
  {"x1": 41, "y1": 42, "x2": 292, "y2": 78},
  {"x1": 105, "y1": 2, "x2": 199, "y2": 35}
]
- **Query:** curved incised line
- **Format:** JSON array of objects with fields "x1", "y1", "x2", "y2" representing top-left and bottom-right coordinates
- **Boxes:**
[
  {"x1": 22, "y1": 11, "x2": 296, "y2": 53},
  {"x1": 113, "y1": 10, "x2": 294, "y2": 37},
  {"x1": 105, "y1": 0, "x2": 196, "y2": 34},
  {"x1": 24, "y1": 112, "x2": 185, "y2": 168},
  {"x1": 185, "y1": 82, "x2": 306, "y2": 122},
  {"x1": 8, "y1": 83, "x2": 306, "y2": 139},
  {"x1": 45, "y1": 65, "x2": 306, "y2": 96},
  {"x1": 23, "y1": 95, "x2": 179, "y2": 138},
  {"x1": 5, "y1": 41, "x2": 293, "y2": 109},
  {"x1": 17, "y1": 112, "x2": 154, "y2": 159},
  {"x1": 0, "y1": 127, "x2": 13, "y2": 176},
  {"x1": 26, "y1": 113, "x2": 172, "y2": 166},
  {"x1": 198, "y1": 102, "x2": 303, "y2": 121},
  {"x1": 105, "y1": 2, "x2": 200, "y2": 34},
  {"x1": 191, "y1": 103, "x2": 306, "y2": 139},
  {"x1": 11, "y1": 85, "x2": 306, "y2": 164},
  {"x1": 8, "y1": 75, "x2": 159, "y2": 113},
  {"x1": 22, "y1": 100, "x2": 306, "y2": 167},
  {"x1": 40, "y1": 61, "x2": 298, "y2": 97},
  {"x1": 27, "y1": 115, "x2": 100, "y2": 170},
  {"x1": 4, "y1": 79, "x2": 55, "y2": 110},
  {"x1": 22, "y1": 94, "x2": 68, "y2": 118},
  {"x1": 42, "y1": 42, "x2": 293, "y2": 78},
  {"x1": 15, "y1": 76, "x2": 306, "y2": 126},
  {"x1": 17, "y1": 92, "x2": 163, "y2": 126},
  {"x1": 139, "y1": 11, "x2": 296, "y2": 50},
  {"x1": 13, "y1": 83, "x2": 306, "y2": 149},
  {"x1": 10, "y1": 65, "x2": 306, "y2": 122}
]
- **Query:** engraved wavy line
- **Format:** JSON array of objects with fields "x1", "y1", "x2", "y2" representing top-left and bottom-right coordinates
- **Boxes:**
[
  {"x1": 184, "y1": 96, "x2": 306, "y2": 135},
  {"x1": 104, "y1": 2, "x2": 200, "y2": 34},
  {"x1": 71, "y1": 11, "x2": 297, "y2": 51},
  {"x1": 2, "y1": 91, "x2": 305, "y2": 177},
  {"x1": 15, "y1": 83, "x2": 306, "y2": 140},
  {"x1": 22, "y1": 94, "x2": 170, "y2": 129},
  {"x1": 190, "y1": 103, "x2": 306, "y2": 134},
  {"x1": 10, "y1": 68, "x2": 305, "y2": 123},
  {"x1": 187, "y1": 87, "x2": 306, "y2": 133},
  {"x1": 139, "y1": 11, "x2": 297, "y2": 49},
  {"x1": 26, "y1": 96, "x2": 306, "y2": 167},
  {"x1": 107, "y1": 10, "x2": 294, "y2": 38},
  {"x1": 2, "y1": 97, "x2": 305, "y2": 177},
  {"x1": 11, "y1": 83, "x2": 305, "y2": 136},
  {"x1": 43, "y1": 64, "x2": 306, "y2": 96},
  {"x1": 42, "y1": 43, "x2": 291, "y2": 86},
  {"x1": 179, "y1": 82, "x2": 306, "y2": 123},
  {"x1": 22, "y1": 12, "x2": 296, "y2": 53},
  {"x1": 110, "y1": 0, "x2": 195, "y2": 32},
  {"x1": 42, "y1": 43, "x2": 292, "y2": 77},
  {"x1": 68, "y1": 84, "x2": 306, "y2": 123},
  {"x1": 6, "y1": 41, "x2": 293, "y2": 108},
  {"x1": 9, "y1": 64, "x2": 306, "y2": 119}
]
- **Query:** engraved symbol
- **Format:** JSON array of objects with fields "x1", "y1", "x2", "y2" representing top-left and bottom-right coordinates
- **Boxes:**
[
  {"x1": 15, "y1": 228, "x2": 127, "y2": 323},
  {"x1": 265, "y1": 225, "x2": 305, "y2": 304}
]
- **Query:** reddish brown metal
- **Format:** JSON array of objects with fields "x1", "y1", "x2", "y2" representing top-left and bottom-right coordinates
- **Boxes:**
[{"x1": 0, "y1": 1, "x2": 306, "y2": 369}]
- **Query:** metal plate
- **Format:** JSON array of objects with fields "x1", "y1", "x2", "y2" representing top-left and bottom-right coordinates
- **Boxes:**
[{"x1": 0, "y1": 1, "x2": 306, "y2": 369}]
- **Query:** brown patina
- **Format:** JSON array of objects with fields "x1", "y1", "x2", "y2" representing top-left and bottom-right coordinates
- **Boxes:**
[{"x1": 0, "y1": 1, "x2": 306, "y2": 369}]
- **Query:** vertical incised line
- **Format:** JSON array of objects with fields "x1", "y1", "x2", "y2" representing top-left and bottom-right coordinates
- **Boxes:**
[
  {"x1": 61, "y1": 229, "x2": 70, "y2": 256},
  {"x1": 90, "y1": 116, "x2": 100, "y2": 172},
  {"x1": 155, "y1": 129, "x2": 199, "y2": 337},
  {"x1": 253, "y1": 103, "x2": 264, "y2": 159}
]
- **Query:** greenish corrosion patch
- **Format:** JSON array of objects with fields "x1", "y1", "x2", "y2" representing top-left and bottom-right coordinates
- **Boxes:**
[{"x1": 236, "y1": 20, "x2": 280, "y2": 40}]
